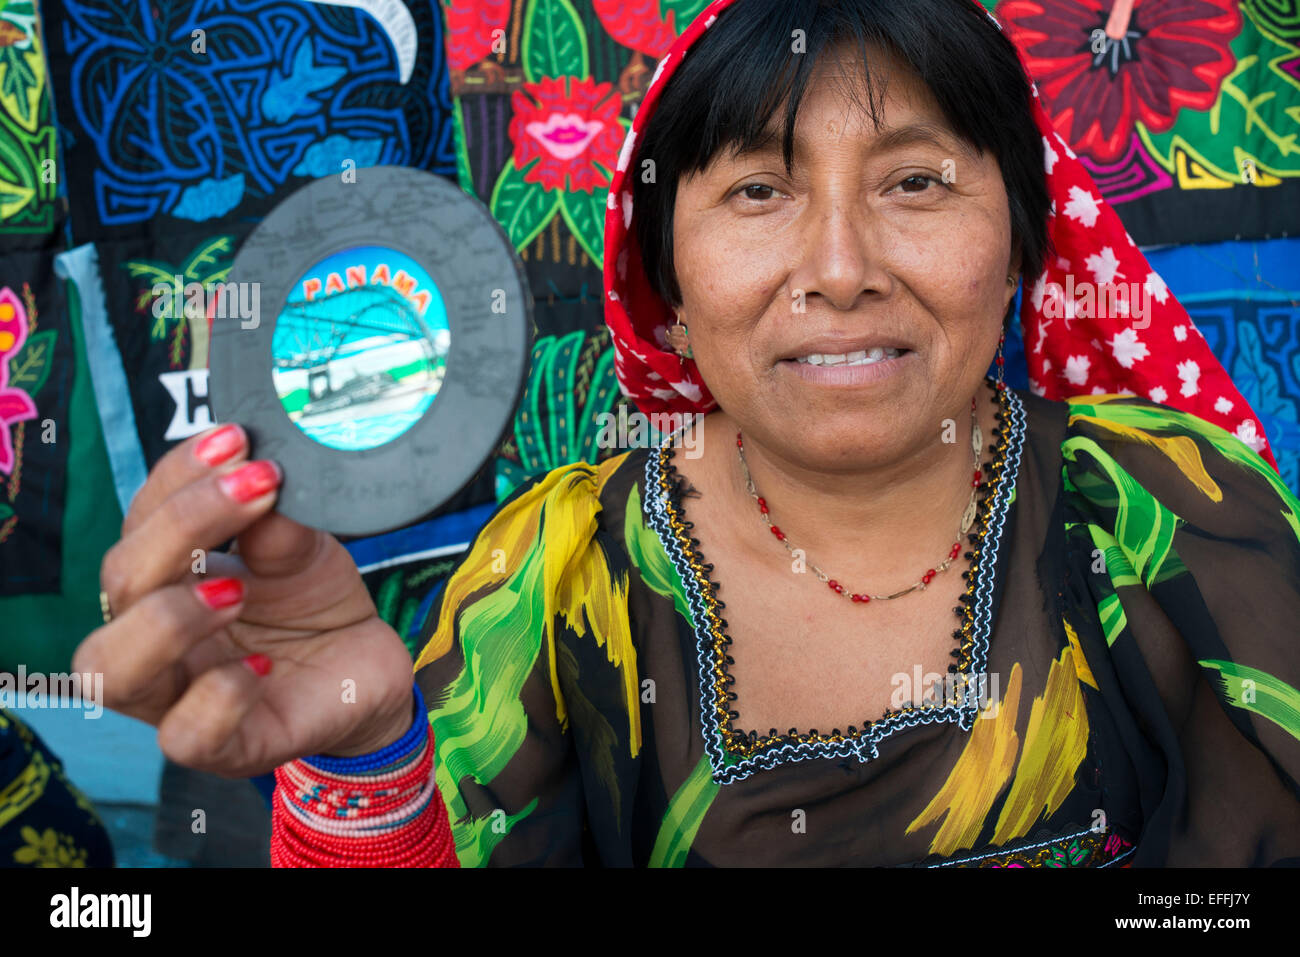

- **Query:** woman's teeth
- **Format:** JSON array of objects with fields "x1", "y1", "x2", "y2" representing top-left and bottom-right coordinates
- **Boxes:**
[{"x1": 795, "y1": 347, "x2": 903, "y2": 366}]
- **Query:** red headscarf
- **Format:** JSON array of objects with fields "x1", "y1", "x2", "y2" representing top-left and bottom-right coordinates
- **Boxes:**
[{"x1": 601, "y1": 0, "x2": 1279, "y2": 471}]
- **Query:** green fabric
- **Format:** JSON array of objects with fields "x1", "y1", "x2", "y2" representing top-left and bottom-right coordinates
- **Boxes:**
[{"x1": 1, "y1": 276, "x2": 123, "y2": 674}]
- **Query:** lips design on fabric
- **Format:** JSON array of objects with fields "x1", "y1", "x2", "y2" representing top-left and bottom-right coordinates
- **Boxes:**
[{"x1": 600, "y1": 0, "x2": 1278, "y2": 470}]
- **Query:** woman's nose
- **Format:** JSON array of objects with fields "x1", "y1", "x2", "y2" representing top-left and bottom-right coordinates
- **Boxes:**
[{"x1": 789, "y1": 196, "x2": 891, "y2": 313}]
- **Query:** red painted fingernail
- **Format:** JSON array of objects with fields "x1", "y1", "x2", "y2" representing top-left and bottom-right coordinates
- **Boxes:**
[
  {"x1": 218, "y1": 460, "x2": 281, "y2": 503},
  {"x1": 194, "y1": 424, "x2": 244, "y2": 467},
  {"x1": 195, "y1": 577, "x2": 244, "y2": 609},
  {"x1": 243, "y1": 654, "x2": 272, "y2": 677}
]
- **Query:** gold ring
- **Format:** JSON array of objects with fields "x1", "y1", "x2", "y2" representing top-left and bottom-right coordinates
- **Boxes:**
[{"x1": 99, "y1": 590, "x2": 113, "y2": 624}]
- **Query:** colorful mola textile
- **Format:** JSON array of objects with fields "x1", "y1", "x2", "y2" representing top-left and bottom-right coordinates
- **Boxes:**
[
  {"x1": 967, "y1": 236, "x2": 1300, "y2": 499},
  {"x1": 0, "y1": 244, "x2": 75, "y2": 597},
  {"x1": 0, "y1": 7, "x2": 68, "y2": 599},
  {"x1": 989, "y1": 0, "x2": 1300, "y2": 245},
  {"x1": 0, "y1": 0, "x2": 57, "y2": 243},
  {"x1": 444, "y1": 0, "x2": 691, "y2": 499},
  {"x1": 1141, "y1": 237, "x2": 1300, "y2": 494},
  {"x1": 0, "y1": 5, "x2": 122, "y2": 667},
  {"x1": 1, "y1": 0, "x2": 471, "y2": 664},
  {"x1": 39, "y1": 0, "x2": 495, "y2": 512},
  {"x1": 1, "y1": 242, "x2": 124, "y2": 673},
  {"x1": 41, "y1": 0, "x2": 460, "y2": 243}
]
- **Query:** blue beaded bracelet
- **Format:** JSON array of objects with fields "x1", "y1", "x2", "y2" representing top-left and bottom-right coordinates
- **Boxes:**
[{"x1": 302, "y1": 683, "x2": 428, "y2": 775}]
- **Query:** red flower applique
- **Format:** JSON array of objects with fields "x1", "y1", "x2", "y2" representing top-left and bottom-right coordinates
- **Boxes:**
[
  {"x1": 0, "y1": 288, "x2": 38, "y2": 475},
  {"x1": 997, "y1": 0, "x2": 1242, "y2": 163},
  {"x1": 509, "y1": 75, "x2": 624, "y2": 193}
]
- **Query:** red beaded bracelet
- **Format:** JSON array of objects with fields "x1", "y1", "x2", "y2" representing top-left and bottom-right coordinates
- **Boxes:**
[
  {"x1": 270, "y1": 724, "x2": 460, "y2": 868},
  {"x1": 271, "y1": 788, "x2": 457, "y2": 867},
  {"x1": 278, "y1": 743, "x2": 433, "y2": 820},
  {"x1": 271, "y1": 775, "x2": 458, "y2": 867}
]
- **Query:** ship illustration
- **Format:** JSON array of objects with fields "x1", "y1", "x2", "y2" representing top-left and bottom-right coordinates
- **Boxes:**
[{"x1": 271, "y1": 284, "x2": 448, "y2": 428}]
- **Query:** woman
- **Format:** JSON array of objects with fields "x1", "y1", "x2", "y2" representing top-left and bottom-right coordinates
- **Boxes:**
[{"x1": 78, "y1": 0, "x2": 1300, "y2": 867}]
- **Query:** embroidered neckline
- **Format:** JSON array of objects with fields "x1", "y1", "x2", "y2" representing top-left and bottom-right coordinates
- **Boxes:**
[{"x1": 642, "y1": 381, "x2": 1028, "y2": 785}]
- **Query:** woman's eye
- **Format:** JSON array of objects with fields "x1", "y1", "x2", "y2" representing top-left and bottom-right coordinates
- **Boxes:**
[
  {"x1": 898, "y1": 174, "x2": 936, "y2": 193},
  {"x1": 735, "y1": 183, "x2": 775, "y2": 201}
]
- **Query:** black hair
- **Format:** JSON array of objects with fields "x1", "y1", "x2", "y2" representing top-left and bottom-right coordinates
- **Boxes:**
[{"x1": 631, "y1": 0, "x2": 1051, "y2": 328}]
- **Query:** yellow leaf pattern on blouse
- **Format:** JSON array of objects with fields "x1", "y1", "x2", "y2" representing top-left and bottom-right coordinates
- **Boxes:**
[
  {"x1": 416, "y1": 454, "x2": 640, "y2": 753},
  {"x1": 906, "y1": 663, "x2": 1023, "y2": 856},
  {"x1": 1066, "y1": 413, "x2": 1223, "y2": 503},
  {"x1": 991, "y1": 645, "x2": 1090, "y2": 844},
  {"x1": 413, "y1": 472, "x2": 555, "y2": 672},
  {"x1": 553, "y1": 499, "x2": 641, "y2": 755},
  {"x1": 1064, "y1": 615, "x2": 1098, "y2": 690}
]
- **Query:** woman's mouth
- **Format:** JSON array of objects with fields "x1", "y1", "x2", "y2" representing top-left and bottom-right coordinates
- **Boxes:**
[
  {"x1": 793, "y1": 347, "x2": 905, "y2": 367},
  {"x1": 781, "y1": 347, "x2": 914, "y2": 385}
]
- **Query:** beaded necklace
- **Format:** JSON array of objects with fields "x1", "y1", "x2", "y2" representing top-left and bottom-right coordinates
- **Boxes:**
[{"x1": 735, "y1": 395, "x2": 992, "y2": 604}]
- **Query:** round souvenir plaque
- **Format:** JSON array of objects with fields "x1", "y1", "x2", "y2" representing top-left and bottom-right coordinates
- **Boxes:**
[{"x1": 209, "y1": 166, "x2": 531, "y2": 536}]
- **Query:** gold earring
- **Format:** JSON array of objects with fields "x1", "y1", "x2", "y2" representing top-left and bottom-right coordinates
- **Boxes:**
[{"x1": 671, "y1": 314, "x2": 693, "y2": 363}]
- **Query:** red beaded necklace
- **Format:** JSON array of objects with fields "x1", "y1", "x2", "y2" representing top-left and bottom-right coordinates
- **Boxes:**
[{"x1": 735, "y1": 396, "x2": 990, "y2": 604}]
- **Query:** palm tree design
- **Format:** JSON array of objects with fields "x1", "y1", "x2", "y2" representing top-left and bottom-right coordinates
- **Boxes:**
[
  {"x1": 124, "y1": 235, "x2": 235, "y2": 370},
  {"x1": 496, "y1": 328, "x2": 620, "y2": 500}
]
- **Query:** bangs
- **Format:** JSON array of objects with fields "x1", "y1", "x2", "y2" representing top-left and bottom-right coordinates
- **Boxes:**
[
  {"x1": 664, "y1": 4, "x2": 899, "y2": 180},
  {"x1": 671, "y1": 7, "x2": 889, "y2": 179}
]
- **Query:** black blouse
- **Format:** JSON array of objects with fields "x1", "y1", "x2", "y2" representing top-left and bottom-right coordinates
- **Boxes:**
[{"x1": 413, "y1": 383, "x2": 1300, "y2": 866}]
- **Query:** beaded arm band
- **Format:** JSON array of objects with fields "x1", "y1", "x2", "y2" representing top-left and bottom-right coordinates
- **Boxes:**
[{"x1": 270, "y1": 683, "x2": 460, "y2": 867}]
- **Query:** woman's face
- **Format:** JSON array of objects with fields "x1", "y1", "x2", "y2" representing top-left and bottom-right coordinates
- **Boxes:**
[{"x1": 671, "y1": 47, "x2": 1019, "y2": 472}]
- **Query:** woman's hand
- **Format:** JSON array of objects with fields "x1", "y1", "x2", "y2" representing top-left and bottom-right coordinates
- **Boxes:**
[{"x1": 74, "y1": 423, "x2": 417, "y2": 778}]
